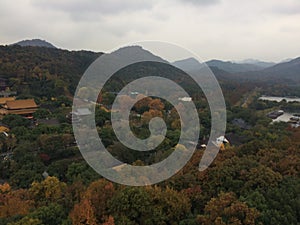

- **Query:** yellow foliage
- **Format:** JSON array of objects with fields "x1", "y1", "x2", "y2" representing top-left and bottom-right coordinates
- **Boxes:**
[{"x1": 0, "y1": 183, "x2": 11, "y2": 193}]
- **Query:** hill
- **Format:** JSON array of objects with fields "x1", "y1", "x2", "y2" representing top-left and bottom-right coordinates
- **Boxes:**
[
  {"x1": 172, "y1": 57, "x2": 203, "y2": 72},
  {"x1": 0, "y1": 45, "x2": 102, "y2": 97},
  {"x1": 261, "y1": 57, "x2": 300, "y2": 82},
  {"x1": 13, "y1": 39, "x2": 57, "y2": 48},
  {"x1": 172, "y1": 57, "x2": 269, "y2": 74},
  {"x1": 206, "y1": 59, "x2": 264, "y2": 73},
  {"x1": 235, "y1": 59, "x2": 275, "y2": 68},
  {"x1": 237, "y1": 57, "x2": 300, "y2": 84}
]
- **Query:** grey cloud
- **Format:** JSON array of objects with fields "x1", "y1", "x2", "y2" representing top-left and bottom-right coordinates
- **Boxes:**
[
  {"x1": 177, "y1": 0, "x2": 220, "y2": 6},
  {"x1": 275, "y1": 6, "x2": 300, "y2": 15},
  {"x1": 32, "y1": 0, "x2": 155, "y2": 15}
]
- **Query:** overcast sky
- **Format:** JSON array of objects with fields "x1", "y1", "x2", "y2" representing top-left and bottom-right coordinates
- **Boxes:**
[{"x1": 1, "y1": 0, "x2": 300, "y2": 62}]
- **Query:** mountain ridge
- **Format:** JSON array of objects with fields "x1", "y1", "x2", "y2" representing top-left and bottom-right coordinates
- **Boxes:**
[
  {"x1": 2, "y1": 40, "x2": 300, "y2": 85},
  {"x1": 12, "y1": 39, "x2": 57, "y2": 48}
]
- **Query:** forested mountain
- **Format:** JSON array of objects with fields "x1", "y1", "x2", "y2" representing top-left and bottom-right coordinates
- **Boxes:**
[
  {"x1": 0, "y1": 45, "x2": 102, "y2": 97},
  {"x1": 259, "y1": 57, "x2": 300, "y2": 83},
  {"x1": 236, "y1": 59, "x2": 275, "y2": 68},
  {"x1": 12, "y1": 39, "x2": 57, "y2": 48},
  {"x1": 173, "y1": 55, "x2": 300, "y2": 86},
  {"x1": 206, "y1": 59, "x2": 264, "y2": 73},
  {"x1": 172, "y1": 57, "x2": 204, "y2": 72}
]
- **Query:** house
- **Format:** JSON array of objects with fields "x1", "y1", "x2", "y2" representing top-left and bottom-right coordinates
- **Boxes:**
[{"x1": 0, "y1": 99, "x2": 38, "y2": 119}]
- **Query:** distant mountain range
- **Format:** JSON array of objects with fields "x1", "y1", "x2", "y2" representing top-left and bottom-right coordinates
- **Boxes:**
[
  {"x1": 254, "y1": 57, "x2": 300, "y2": 83},
  {"x1": 233, "y1": 59, "x2": 276, "y2": 68},
  {"x1": 4, "y1": 39, "x2": 300, "y2": 84},
  {"x1": 172, "y1": 57, "x2": 280, "y2": 74},
  {"x1": 172, "y1": 56, "x2": 299, "y2": 84},
  {"x1": 205, "y1": 59, "x2": 265, "y2": 73},
  {"x1": 12, "y1": 39, "x2": 56, "y2": 48}
]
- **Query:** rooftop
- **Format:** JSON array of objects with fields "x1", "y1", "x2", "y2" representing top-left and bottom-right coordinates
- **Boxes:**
[
  {"x1": 5, "y1": 99, "x2": 37, "y2": 109},
  {"x1": 0, "y1": 97, "x2": 16, "y2": 105}
]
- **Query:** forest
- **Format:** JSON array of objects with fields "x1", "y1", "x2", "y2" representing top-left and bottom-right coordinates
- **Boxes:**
[{"x1": 0, "y1": 45, "x2": 299, "y2": 225}]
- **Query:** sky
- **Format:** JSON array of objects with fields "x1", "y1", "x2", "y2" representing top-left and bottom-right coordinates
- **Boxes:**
[{"x1": 1, "y1": 0, "x2": 300, "y2": 62}]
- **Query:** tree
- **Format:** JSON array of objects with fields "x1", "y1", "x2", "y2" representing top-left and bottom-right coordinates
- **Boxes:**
[
  {"x1": 84, "y1": 179, "x2": 115, "y2": 223},
  {"x1": 109, "y1": 187, "x2": 156, "y2": 225},
  {"x1": 197, "y1": 192, "x2": 260, "y2": 225},
  {"x1": 242, "y1": 165, "x2": 282, "y2": 192},
  {"x1": 134, "y1": 95, "x2": 152, "y2": 114},
  {"x1": 29, "y1": 203, "x2": 66, "y2": 225},
  {"x1": 10, "y1": 168, "x2": 43, "y2": 189},
  {"x1": 29, "y1": 176, "x2": 67, "y2": 206},
  {"x1": 0, "y1": 187, "x2": 33, "y2": 219},
  {"x1": 142, "y1": 109, "x2": 163, "y2": 123},
  {"x1": 66, "y1": 162, "x2": 100, "y2": 185},
  {"x1": 33, "y1": 108, "x2": 51, "y2": 119},
  {"x1": 102, "y1": 216, "x2": 115, "y2": 225},
  {"x1": 7, "y1": 217, "x2": 42, "y2": 225},
  {"x1": 69, "y1": 179, "x2": 115, "y2": 224},
  {"x1": 2, "y1": 114, "x2": 30, "y2": 129},
  {"x1": 109, "y1": 186, "x2": 191, "y2": 225},
  {"x1": 148, "y1": 98, "x2": 164, "y2": 111},
  {"x1": 69, "y1": 199, "x2": 97, "y2": 225}
]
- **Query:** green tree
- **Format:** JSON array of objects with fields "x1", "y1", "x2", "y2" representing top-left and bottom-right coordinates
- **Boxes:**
[
  {"x1": 7, "y1": 217, "x2": 42, "y2": 225},
  {"x1": 197, "y1": 192, "x2": 260, "y2": 225},
  {"x1": 30, "y1": 203, "x2": 66, "y2": 225},
  {"x1": 2, "y1": 114, "x2": 30, "y2": 129},
  {"x1": 29, "y1": 176, "x2": 67, "y2": 206},
  {"x1": 109, "y1": 186, "x2": 191, "y2": 225},
  {"x1": 66, "y1": 162, "x2": 100, "y2": 185}
]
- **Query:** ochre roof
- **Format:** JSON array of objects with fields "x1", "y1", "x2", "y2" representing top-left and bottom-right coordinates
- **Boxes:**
[
  {"x1": 5, "y1": 99, "x2": 38, "y2": 109},
  {"x1": 0, "y1": 97, "x2": 16, "y2": 105}
]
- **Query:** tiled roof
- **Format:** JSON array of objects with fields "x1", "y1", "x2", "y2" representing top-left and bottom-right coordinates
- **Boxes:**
[
  {"x1": 0, "y1": 97, "x2": 16, "y2": 105},
  {"x1": 5, "y1": 99, "x2": 37, "y2": 109}
]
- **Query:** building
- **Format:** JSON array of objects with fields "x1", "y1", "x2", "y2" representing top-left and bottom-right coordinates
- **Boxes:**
[
  {"x1": 0, "y1": 97, "x2": 16, "y2": 105},
  {"x1": 267, "y1": 110, "x2": 284, "y2": 119},
  {"x1": 0, "y1": 99, "x2": 38, "y2": 119}
]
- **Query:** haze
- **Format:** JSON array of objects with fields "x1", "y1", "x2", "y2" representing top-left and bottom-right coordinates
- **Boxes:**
[{"x1": 1, "y1": 0, "x2": 300, "y2": 62}]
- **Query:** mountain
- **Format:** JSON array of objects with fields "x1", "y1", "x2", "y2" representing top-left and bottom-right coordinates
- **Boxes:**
[
  {"x1": 0, "y1": 44, "x2": 101, "y2": 97},
  {"x1": 172, "y1": 56, "x2": 300, "y2": 85},
  {"x1": 205, "y1": 59, "x2": 264, "y2": 73},
  {"x1": 111, "y1": 45, "x2": 168, "y2": 64},
  {"x1": 13, "y1": 39, "x2": 56, "y2": 48},
  {"x1": 259, "y1": 57, "x2": 300, "y2": 83},
  {"x1": 172, "y1": 57, "x2": 203, "y2": 72},
  {"x1": 280, "y1": 58, "x2": 293, "y2": 63},
  {"x1": 235, "y1": 59, "x2": 275, "y2": 68}
]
